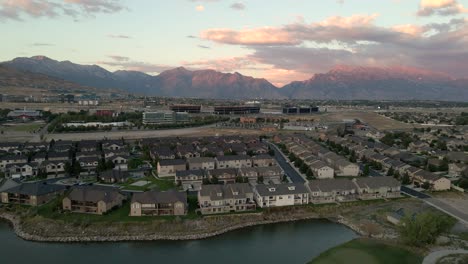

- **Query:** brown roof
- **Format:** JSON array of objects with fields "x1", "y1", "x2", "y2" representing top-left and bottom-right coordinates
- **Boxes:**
[
  {"x1": 66, "y1": 186, "x2": 124, "y2": 203},
  {"x1": 131, "y1": 190, "x2": 187, "y2": 205}
]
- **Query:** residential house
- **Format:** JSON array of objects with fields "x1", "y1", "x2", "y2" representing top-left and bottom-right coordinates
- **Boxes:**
[
  {"x1": 308, "y1": 160, "x2": 334, "y2": 179},
  {"x1": 252, "y1": 154, "x2": 276, "y2": 167},
  {"x1": 42, "y1": 161, "x2": 66, "y2": 175},
  {"x1": 175, "y1": 169, "x2": 205, "y2": 191},
  {"x1": 157, "y1": 159, "x2": 187, "y2": 177},
  {"x1": 99, "y1": 169, "x2": 130, "y2": 183},
  {"x1": 0, "y1": 155, "x2": 28, "y2": 172},
  {"x1": 307, "y1": 179, "x2": 357, "y2": 204},
  {"x1": 47, "y1": 152, "x2": 69, "y2": 162},
  {"x1": 187, "y1": 157, "x2": 216, "y2": 170},
  {"x1": 5, "y1": 163, "x2": 38, "y2": 178},
  {"x1": 1, "y1": 182, "x2": 66, "y2": 206},
  {"x1": 78, "y1": 156, "x2": 100, "y2": 173},
  {"x1": 198, "y1": 183, "x2": 256, "y2": 215},
  {"x1": 62, "y1": 186, "x2": 125, "y2": 215},
  {"x1": 216, "y1": 155, "x2": 252, "y2": 169},
  {"x1": 130, "y1": 190, "x2": 187, "y2": 216},
  {"x1": 255, "y1": 166, "x2": 283, "y2": 183},
  {"x1": 412, "y1": 170, "x2": 451, "y2": 191},
  {"x1": 207, "y1": 168, "x2": 238, "y2": 184},
  {"x1": 449, "y1": 163, "x2": 466, "y2": 176},
  {"x1": 254, "y1": 183, "x2": 309, "y2": 208},
  {"x1": 335, "y1": 159, "x2": 360, "y2": 177},
  {"x1": 150, "y1": 147, "x2": 176, "y2": 160},
  {"x1": 353, "y1": 177, "x2": 401, "y2": 200}
]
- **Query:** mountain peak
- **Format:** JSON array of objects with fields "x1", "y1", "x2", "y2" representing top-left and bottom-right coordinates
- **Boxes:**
[{"x1": 30, "y1": 55, "x2": 53, "y2": 61}]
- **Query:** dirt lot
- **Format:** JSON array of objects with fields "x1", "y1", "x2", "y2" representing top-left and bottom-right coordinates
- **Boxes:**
[
  {"x1": 431, "y1": 192, "x2": 468, "y2": 215},
  {"x1": 320, "y1": 111, "x2": 415, "y2": 131}
]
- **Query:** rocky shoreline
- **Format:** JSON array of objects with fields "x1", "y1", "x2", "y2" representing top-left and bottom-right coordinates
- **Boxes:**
[{"x1": 0, "y1": 212, "x2": 364, "y2": 243}]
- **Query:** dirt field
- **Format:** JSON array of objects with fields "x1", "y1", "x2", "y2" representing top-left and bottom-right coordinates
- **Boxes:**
[
  {"x1": 320, "y1": 111, "x2": 414, "y2": 131},
  {"x1": 40, "y1": 126, "x2": 261, "y2": 142},
  {"x1": 431, "y1": 192, "x2": 468, "y2": 215}
]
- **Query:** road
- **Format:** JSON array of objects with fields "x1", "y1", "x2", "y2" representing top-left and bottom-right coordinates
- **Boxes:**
[
  {"x1": 401, "y1": 186, "x2": 468, "y2": 225},
  {"x1": 423, "y1": 249, "x2": 468, "y2": 264},
  {"x1": 268, "y1": 142, "x2": 306, "y2": 184}
]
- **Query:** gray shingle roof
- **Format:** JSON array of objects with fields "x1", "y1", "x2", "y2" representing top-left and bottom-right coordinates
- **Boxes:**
[
  {"x1": 308, "y1": 179, "x2": 356, "y2": 193},
  {"x1": 67, "y1": 186, "x2": 124, "y2": 203},
  {"x1": 199, "y1": 183, "x2": 253, "y2": 201},
  {"x1": 255, "y1": 183, "x2": 308, "y2": 196},
  {"x1": 3, "y1": 182, "x2": 66, "y2": 196}
]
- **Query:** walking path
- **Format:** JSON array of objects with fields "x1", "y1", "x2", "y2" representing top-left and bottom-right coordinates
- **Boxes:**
[{"x1": 422, "y1": 249, "x2": 468, "y2": 264}]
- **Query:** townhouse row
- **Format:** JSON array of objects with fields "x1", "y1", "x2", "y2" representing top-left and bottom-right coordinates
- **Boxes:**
[{"x1": 0, "y1": 176, "x2": 401, "y2": 216}]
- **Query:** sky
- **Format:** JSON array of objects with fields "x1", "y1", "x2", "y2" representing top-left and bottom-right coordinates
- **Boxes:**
[{"x1": 1, "y1": 0, "x2": 468, "y2": 86}]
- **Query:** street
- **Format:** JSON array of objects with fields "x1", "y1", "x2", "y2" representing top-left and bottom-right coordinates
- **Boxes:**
[
  {"x1": 401, "y1": 186, "x2": 468, "y2": 225},
  {"x1": 268, "y1": 142, "x2": 306, "y2": 184}
]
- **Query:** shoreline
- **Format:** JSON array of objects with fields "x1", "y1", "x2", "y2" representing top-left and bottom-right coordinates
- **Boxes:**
[{"x1": 0, "y1": 212, "x2": 363, "y2": 243}]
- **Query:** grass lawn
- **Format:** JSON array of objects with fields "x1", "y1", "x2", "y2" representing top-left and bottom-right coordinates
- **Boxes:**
[
  {"x1": 119, "y1": 176, "x2": 177, "y2": 191},
  {"x1": 309, "y1": 239, "x2": 423, "y2": 264},
  {"x1": 1, "y1": 122, "x2": 43, "y2": 132}
]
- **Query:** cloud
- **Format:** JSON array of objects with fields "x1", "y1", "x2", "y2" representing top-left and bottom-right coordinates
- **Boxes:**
[
  {"x1": 198, "y1": 15, "x2": 468, "y2": 84},
  {"x1": 417, "y1": 0, "x2": 468, "y2": 16},
  {"x1": 195, "y1": 5, "x2": 205, "y2": 11},
  {"x1": 182, "y1": 57, "x2": 259, "y2": 72},
  {"x1": 98, "y1": 56, "x2": 174, "y2": 74},
  {"x1": 200, "y1": 14, "x2": 386, "y2": 46},
  {"x1": 186, "y1": 35, "x2": 197, "y2": 38},
  {"x1": 31, "y1": 42, "x2": 55, "y2": 46},
  {"x1": 107, "y1": 34, "x2": 131, "y2": 39},
  {"x1": 230, "y1": 2, "x2": 245, "y2": 10},
  {"x1": 108, "y1": 55, "x2": 129, "y2": 62},
  {"x1": 197, "y1": 45, "x2": 211, "y2": 49},
  {"x1": 0, "y1": 0, "x2": 126, "y2": 22}
]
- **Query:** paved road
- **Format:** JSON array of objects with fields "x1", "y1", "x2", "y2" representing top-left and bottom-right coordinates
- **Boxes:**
[
  {"x1": 423, "y1": 249, "x2": 468, "y2": 264},
  {"x1": 401, "y1": 186, "x2": 431, "y2": 198},
  {"x1": 401, "y1": 186, "x2": 468, "y2": 225},
  {"x1": 268, "y1": 142, "x2": 305, "y2": 184}
]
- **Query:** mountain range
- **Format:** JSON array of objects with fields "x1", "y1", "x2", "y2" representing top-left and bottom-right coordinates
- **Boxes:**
[{"x1": 1, "y1": 56, "x2": 468, "y2": 101}]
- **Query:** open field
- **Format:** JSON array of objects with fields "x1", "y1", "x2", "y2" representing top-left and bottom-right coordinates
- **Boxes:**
[
  {"x1": 0, "y1": 122, "x2": 44, "y2": 132},
  {"x1": 320, "y1": 111, "x2": 415, "y2": 131},
  {"x1": 41, "y1": 126, "x2": 262, "y2": 142},
  {"x1": 309, "y1": 239, "x2": 424, "y2": 264}
]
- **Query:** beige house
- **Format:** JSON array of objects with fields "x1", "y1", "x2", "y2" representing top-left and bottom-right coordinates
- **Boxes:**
[
  {"x1": 254, "y1": 183, "x2": 309, "y2": 208},
  {"x1": 252, "y1": 154, "x2": 276, "y2": 167},
  {"x1": 307, "y1": 179, "x2": 357, "y2": 204},
  {"x1": 43, "y1": 161, "x2": 66, "y2": 174},
  {"x1": 187, "y1": 157, "x2": 215, "y2": 170},
  {"x1": 335, "y1": 159, "x2": 360, "y2": 177},
  {"x1": 353, "y1": 177, "x2": 401, "y2": 200},
  {"x1": 207, "y1": 168, "x2": 238, "y2": 184},
  {"x1": 157, "y1": 159, "x2": 187, "y2": 177},
  {"x1": 62, "y1": 186, "x2": 125, "y2": 215},
  {"x1": 412, "y1": 170, "x2": 451, "y2": 191},
  {"x1": 1, "y1": 182, "x2": 66, "y2": 206},
  {"x1": 308, "y1": 160, "x2": 334, "y2": 179},
  {"x1": 130, "y1": 190, "x2": 187, "y2": 216},
  {"x1": 175, "y1": 169, "x2": 205, "y2": 191},
  {"x1": 198, "y1": 183, "x2": 256, "y2": 215},
  {"x1": 216, "y1": 155, "x2": 252, "y2": 169}
]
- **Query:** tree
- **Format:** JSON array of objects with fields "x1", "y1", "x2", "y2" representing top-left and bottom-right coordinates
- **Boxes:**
[
  {"x1": 422, "y1": 181, "x2": 432, "y2": 190},
  {"x1": 398, "y1": 212, "x2": 455, "y2": 247},
  {"x1": 257, "y1": 176, "x2": 264, "y2": 184},
  {"x1": 401, "y1": 173, "x2": 411, "y2": 185},
  {"x1": 387, "y1": 167, "x2": 395, "y2": 176},
  {"x1": 363, "y1": 165, "x2": 370, "y2": 176}
]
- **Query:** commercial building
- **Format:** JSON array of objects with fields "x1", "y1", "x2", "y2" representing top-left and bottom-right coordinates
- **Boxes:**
[
  {"x1": 214, "y1": 105, "x2": 260, "y2": 115},
  {"x1": 169, "y1": 104, "x2": 201, "y2": 113},
  {"x1": 282, "y1": 105, "x2": 319, "y2": 115},
  {"x1": 143, "y1": 111, "x2": 190, "y2": 125}
]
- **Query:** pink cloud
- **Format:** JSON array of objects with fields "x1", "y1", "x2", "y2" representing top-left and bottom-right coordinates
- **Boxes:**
[
  {"x1": 417, "y1": 0, "x2": 467, "y2": 16},
  {"x1": 0, "y1": 0, "x2": 126, "y2": 21}
]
